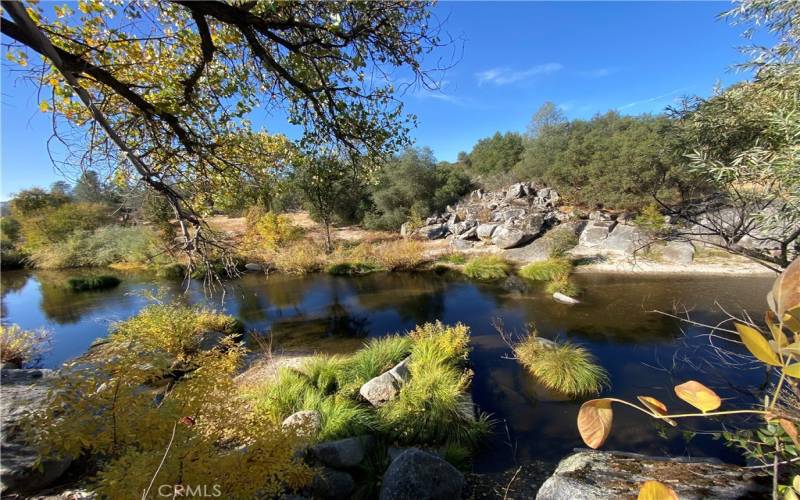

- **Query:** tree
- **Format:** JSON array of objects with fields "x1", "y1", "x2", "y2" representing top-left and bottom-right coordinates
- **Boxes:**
[
  {"x1": 73, "y1": 170, "x2": 113, "y2": 204},
  {"x1": 1, "y1": 0, "x2": 446, "y2": 268},
  {"x1": 9, "y1": 187, "x2": 70, "y2": 216},
  {"x1": 464, "y1": 132, "x2": 524, "y2": 179},
  {"x1": 364, "y1": 147, "x2": 471, "y2": 230},
  {"x1": 294, "y1": 154, "x2": 363, "y2": 253},
  {"x1": 657, "y1": 0, "x2": 800, "y2": 271},
  {"x1": 527, "y1": 101, "x2": 567, "y2": 138}
]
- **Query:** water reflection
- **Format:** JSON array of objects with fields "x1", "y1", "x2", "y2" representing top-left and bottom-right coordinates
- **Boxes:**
[{"x1": 0, "y1": 269, "x2": 773, "y2": 472}]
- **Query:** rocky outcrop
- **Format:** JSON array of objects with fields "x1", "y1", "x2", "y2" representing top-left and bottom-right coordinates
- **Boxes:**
[
  {"x1": 310, "y1": 467, "x2": 355, "y2": 500},
  {"x1": 407, "y1": 182, "x2": 561, "y2": 250},
  {"x1": 661, "y1": 241, "x2": 695, "y2": 264},
  {"x1": 380, "y1": 448, "x2": 465, "y2": 500},
  {"x1": 1, "y1": 369, "x2": 72, "y2": 495},
  {"x1": 536, "y1": 450, "x2": 770, "y2": 500}
]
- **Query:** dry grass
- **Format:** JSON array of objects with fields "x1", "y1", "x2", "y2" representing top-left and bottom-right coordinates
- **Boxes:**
[{"x1": 514, "y1": 335, "x2": 608, "y2": 397}]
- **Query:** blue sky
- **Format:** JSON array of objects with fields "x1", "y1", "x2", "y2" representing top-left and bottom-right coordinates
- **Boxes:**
[{"x1": 1, "y1": 1, "x2": 761, "y2": 200}]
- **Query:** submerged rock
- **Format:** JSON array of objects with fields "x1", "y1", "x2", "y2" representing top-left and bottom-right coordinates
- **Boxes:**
[
  {"x1": 380, "y1": 448, "x2": 465, "y2": 500},
  {"x1": 553, "y1": 292, "x2": 580, "y2": 305},
  {"x1": 244, "y1": 262, "x2": 263, "y2": 272},
  {"x1": 1, "y1": 369, "x2": 72, "y2": 495},
  {"x1": 536, "y1": 450, "x2": 770, "y2": 500}
]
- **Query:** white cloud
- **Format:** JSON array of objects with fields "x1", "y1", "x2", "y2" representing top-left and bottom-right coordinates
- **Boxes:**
[{"x1": 475, "y1": 63, "x2": 563, "y2": 86}]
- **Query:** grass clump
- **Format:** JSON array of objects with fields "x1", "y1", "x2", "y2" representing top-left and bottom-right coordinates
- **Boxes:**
[
  {"x1": 273, "y1": 243, "x2": 325, "y2": 274},
  {"x1": 514, "y1": 334, "x2": 608, "y2": 397},
  {"x1": 110, "y1": 303, "x2": 243, "y2": 359},
  {"x1": 248, "y1": 322, "x2": 489, "y2": 453},
  {"x1": 437, "y1": 252, "x2": 467, "y2": 265},
  {"x1": 519, "y1": 257, "x2": 572, "y2": 281},
  {"x1": 371, "y1": 239, "x2": 427, "y2": 271},
  {"x1": 545, "y1": 274, "x2": 582, "y2": 296},
  {"x1": 462, "y1": 255, "x2": 511, "y2": 281},
  {"x1": 0, "y1": 324, "x2": 50, "y2": 368},
  {"x1": 67, "y1": 275, "x2": 121, "y2": 292}
]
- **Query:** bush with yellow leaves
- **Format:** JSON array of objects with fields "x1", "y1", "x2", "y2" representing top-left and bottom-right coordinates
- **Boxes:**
[{"x1": 25, "y1": 303, "x2": 311, "y2": 498}]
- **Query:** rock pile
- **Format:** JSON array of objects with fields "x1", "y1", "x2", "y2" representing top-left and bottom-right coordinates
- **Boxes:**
[{"x1": 405, "y1": 182, "x2": 563, "y2": 249}]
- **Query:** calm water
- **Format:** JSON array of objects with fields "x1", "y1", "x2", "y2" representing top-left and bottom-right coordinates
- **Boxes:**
[{"x1": 0, "y1": 268, "x2": 774, "y2": 472}]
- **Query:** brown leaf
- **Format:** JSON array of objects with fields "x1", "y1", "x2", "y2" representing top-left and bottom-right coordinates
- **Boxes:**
[
  {"x1": 780, "y1": 419, "x2": 800, "y2": 448},
  {"x1": 577, "y1": 399, "x2": 613, "y2": 449},
  {"x1": 674, "y1": 380, "x2": 721, "y2": 413},
  {"x1": 770, "y1": 258, "x2": 800, "y2": 317},
  {"x1": 638, "y1": 480, "x2": 678, "y2": 500},
  {"x1": 637, "y1": 396, "x2": 677, "y2": 427}
]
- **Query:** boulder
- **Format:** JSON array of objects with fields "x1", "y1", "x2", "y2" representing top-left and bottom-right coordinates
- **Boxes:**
[
  {"x1": 388, "y1": 357, "x2": 411, "y2": 384},
  {"x1": 360, "y1": 372, "x2": 400, "y2": 407},
  {"x1": 492, "y1": 225, "x2": 532, "y2": 249},
  {"x1": 380, "y1": 448, "x2": 465, "y2": 500},
  {"x1": 310, "y1": 436, "x2": 373, "y2": 469},
  {"x1": 661, "y1": 241, "x2": 695, "y2": 264},
  {"x1": 281, "y1": 410, "x2": 322, "y2": 437},
  {"x1": 536, "y1": 450, "x2": 770, "y2": 500},
  {"x1": 399, "y1": 222, "x2": 413, "y2": 237},
  {"x1": 505, "y1": 183, "x2": 527, "y2": 200},
  {"x1": 476, "y1": 223, "x2": 499, "y2": 241},
  {"x1": 1, "y1": 369, "x2": 72, "y2": 495},
  {"x1": 244, "y1": 262, "x2": 263, "y2": 272},
  {"x1": 600, "y1": 224, "x2": 647, "y2": 255},
  {"x1": 450, "y1": 238, "x2": 474, "y2": 251},
  {"x1": 447, "y1": 213, "x2": 461, "y2": 226},
  {"x1": 417, "y1": 224, "x2": 448, "y2": 240},
  {"x1": 492, "y1": 208, "x2": 527, "y2": 223},
  {"x1": 578, "y1": 221, "x2": 617, "y2": 247},
  {"x1": 310, "y1": 467, "x2": 355, "y2": 500},
  {"x1": 458, "y1": 226, "x2": 478, "y2": 240}
]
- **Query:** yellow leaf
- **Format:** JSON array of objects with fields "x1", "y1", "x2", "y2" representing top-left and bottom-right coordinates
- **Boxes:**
[
  {"x1": 785, "y1": 342, "x2": 800, "y2": 356},
  {"x1": 577, "y1": 399, "x2": 613, "y2": 449},
  {"x1": 785, "y1": 308, "x2": 800, "y2": 334},
  {"x1": 736, "y1": 323, "x2": 782, "y2": 366},
  {"x1": 785, "y1": 363, "x2": 800, "y2": 379},
  {"x1": 638, "y1": 480, "x2": 678, "y2": 500},
  {"x1": 770, "y1": 258, "x2": 800, "y2": 317},
  {"x1": 786, "y1": 489, "x2": 799, "y2": 500},
  {"x1": 780, "y1": 419, "x2": 799, "y2": 447},
  {"x1": 793, "y1": 474, "x2": 800, "y2": 493},
  {"x1": 637, "y1": 396, "x2": 677, "y2": 427},
  {"x1": 767, "y1": 311, "x2": 789, "y2": 347},
  {"x1": 39, "y1": 101, "x2": 49, "y2": 113},
  {"x1": 674, "y1": 380, "x2": 721, "y2": 412}
]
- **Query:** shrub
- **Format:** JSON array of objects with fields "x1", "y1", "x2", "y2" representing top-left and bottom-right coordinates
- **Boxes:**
[
  {"x1": 545, "y1": 274, "x2": 582, "y2": 296},
  {"x1": 514, "y1": 334, "x2": 608, "y2": 397},
  {"x1": 110, "y1": 303, "x2": 243, "y2": 359},
  {"x1": 273, "y1": 243, "x2": 325, "y2": 274},
  {"x1": 18, "y1": 202, "x2": 112, "y2": 252},
  {"x1": 67, "y1": 275, "x2": 121, "y2": 292},
  {"x1": 519, "y1": 257, "x2": 572, "y2": 281},
  {"x1": 0, "y1": 324, "x2": 50, "y2": 368},
  {"x1": 371, "y1": 239, "x2": 427, "y2": 271},
  {"x1": 27, "y1": 225, "x2": 161, "y2": 269},
  {"x1": 462, "y1": 255, "x2": 510, "y2": 280},
  {"x1": 634, "y1": 203, "x2": 668, "y2": 234},
  {"x1": 245, "y1": 209, "x2": 303, "y2": 251},
  {"x1": 27, "y1": 303, "x2": 310, "y2": 498}
]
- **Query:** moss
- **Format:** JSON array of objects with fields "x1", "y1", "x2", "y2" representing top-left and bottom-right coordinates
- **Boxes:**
[
  {"x1": 67, "y1": 275, "x2": 121, "y2": 292},
  {"x1": 462, "y1": 255, "x2": 511, "y2": 281}
]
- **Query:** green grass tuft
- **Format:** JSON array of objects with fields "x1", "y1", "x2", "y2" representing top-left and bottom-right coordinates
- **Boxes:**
[
  {"x1": 519, "y1": 258, "x2": 572, "y2": 281},
  {"x1": 462, "y1": 255, "x2": 511, "y2": 281},
  {"x1": 437, "y1": 253, "x2": 467, "y2": 265},
  {"x1": 545, "y1": 274, "x2": 582, "y2": 296},
  {"x1": 67, "y1": 275, "x2": 121, "y2": 291},
  {"x1": 514, "y1": 335, "x2": 609, "y2": 397}
]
